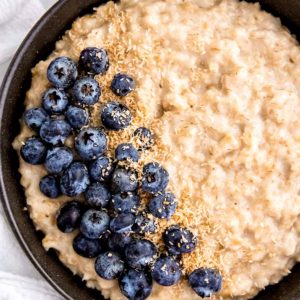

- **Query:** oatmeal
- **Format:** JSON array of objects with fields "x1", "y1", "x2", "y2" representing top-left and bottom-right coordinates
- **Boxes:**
[{"x1": 13, "y1": 0, "x2": 300, "y2": 299}]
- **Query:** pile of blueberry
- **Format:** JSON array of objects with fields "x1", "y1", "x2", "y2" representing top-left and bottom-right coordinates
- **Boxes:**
[{"x1": 20, "y1": 47, "x2": 222, "y2": 299}]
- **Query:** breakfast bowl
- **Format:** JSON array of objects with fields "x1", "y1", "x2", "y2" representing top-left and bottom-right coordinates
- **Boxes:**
[{"x1": 1, "y1": 0, "x2": 300, "y2": 299}]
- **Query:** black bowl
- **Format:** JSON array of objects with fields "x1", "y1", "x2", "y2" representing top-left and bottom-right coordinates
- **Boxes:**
[{"x1": 1, "y1": 0, "x2": 300, "y2": 299}]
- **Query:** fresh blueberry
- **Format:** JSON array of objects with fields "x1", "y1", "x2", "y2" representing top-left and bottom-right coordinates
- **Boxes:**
[
  {"x1": 89, "y1": 156, "x2": 114, "y2": 182},
  {"x1": 65, "y1": 105, "x2": 89, "y2": 129},
  {"x1": 20, "y1": 136, "x2": 47, "y2": 165},
  {"x1": 110, "y1": 213, "x2": 135, "y2": 234},
  {"x1": 111, "y1": 73, "x2": 135, "y2": 97},
  {"x1": 45, "y1": 146, "x2": 73, "y2": 174},
  {"x1": 141, "y1": 162, "x2": 169, "y2": 194},
  {"x1": 42, "y1": 88, "x2": 69, "y2": 114},
  {"x1": 75, "y1": 127, "x2": 107, "y2": 161},
  {"x1": 79, "y1": 47, "x2": 109, "y2": 75},
  {"x1": 84, "y1": 182, "x2": 111, "y2": 208},
  {"x1": 101, "y1": 101, "x2": 132, "y2": 130},
  {"x1": 112, "y1": 192, "x2": 140, "y2": 214},
  {"x1": 188, "y1": 268, "x2": 222, "y2": 298},
  {"x1": 111, "y1": 167, "x2": 138, "y2": 193},
  {"x1": 133, "y1": 212, "x2": 157, "y2": 235},
  {"x1": 56, "y1": 200, "x2": 84, "y2": 233},
  {"x1": 73, "y1": 76, "x2": 101, "y2": 106},
  {"x1": 95, "y1": 251, "x2": 125, "y2": 280},
  {"x1": 133, "y1": 127, "x2": 154, "y2": 151},
  {"x1": 115, "y1": 143, "x2": 139, "y2": 162},
  {"x1": 80, "y1": 209, "x2": 110, "y2": 239},
  {"x1": 152, "y1": 256, "x2": 182, "y2": 286},
  {"x1": 23, "y1": 107, "x2": 49, "y2": 131},
  {"x1": 73, "y1": 233, "x2": 102, "y2": 258},
  {"x1": 40, "y1": 119, "x2": 72, "y2": 146},
  {"x1": 148, "y1": 192, "x2": 177, "y2": 219},
  {"x1": 39, "y1": 175, "x2": 61, "y2": 198},
  {"x1": 108, "y1": 232, "x2": 132, "y2": 252},
  {"x1": 47, "y1": 56, "x2": 78, "y2": 88},
  {"x1": 119, "y1": 269, "x2": 152, "y2": 300},
  {"x1": 124, "y1": 239, "x2": 157, "y2": 270},
  {"x1": 60, "y1": 162, "x2": 90, "y2": 196},
  {"x1": 163, "y1": 225, "x2": 197, "y2": 255}
]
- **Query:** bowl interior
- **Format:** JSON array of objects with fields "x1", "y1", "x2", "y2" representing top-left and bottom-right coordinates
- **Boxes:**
[{"x1": 1, "y1": 0, "x2": 300, "y2": 299}]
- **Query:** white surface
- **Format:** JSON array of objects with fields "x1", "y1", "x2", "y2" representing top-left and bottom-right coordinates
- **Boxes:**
[{"x1": 0, "y1": 0, "x2": 64, "y2": 299}]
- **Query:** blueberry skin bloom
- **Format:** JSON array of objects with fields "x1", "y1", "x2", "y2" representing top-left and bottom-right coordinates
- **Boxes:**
[
  {"x1": 119, "y1": 269, "x2": 152, "y2": 300},
  {"x1": 112, "y1": 192, "x2": 140, "y2": 214},
  {"x1": 133, "y1": 127, "x2": 154, "y2": 151},
  {"x1": 80, "y1": 209, "x2": 110, "y2": 239},
  {"x1": 79, "y1": 47, "x2": 109, "y2": 75},
  {"x1": 45, "y1": 146, "x2": 73, "y2": 174},
  {"x1": 152, "y1": 256, "x2": 182, "y2": 286},
  {"x1": 65, "y1": 105, "x2": 89, "y2": 130},
  {"x1": 133, "y1": 212, "x2": 157, "y2": 234},
  {"x1": 89, "y1": 156, "x2": 114, "y2": 182},
  {"x1": 115, "y1": 143, "x2": 139, "y2": 162},
  {"x1": 163, "y1": 225, "x2": 197, "y2": 255},
  {"x1": 141, "y1": 162, "x2": 169, "y2": 194},
  {"x1": 60, "y1": 162, "x2": 90, "y2": 197},
  {"x1": 39, "y1": 175, "x2": 61, "y2": 198},
  {"x1": 188, "y1": 268, "x2": 222, "y2": 298},
  {"x1": 148, "y1": 192, "x2": 177, "y2": 219},
  {"x1": 73, "y1": 77, "x2": 101, "y2": 106},
  {"x1": 108, "y1": 232, "x2": 132, "y2": 252},
  {"x1": 47, "y1": 56, "x2": 78, "y2": 89},
  {"x1": 124, "y1": 239, "x2": 157, "y2": 270},
  {"x1": 40, "y1": 119, "x2": 72, "y2": 146},
  {"x1": 23, "y1": 107, "x2": 49, "y2": 131},
  {"x1": 95, "y1": 251, "x2": 125, "y2": 280},
  {"x1": 20, "y1": 136, "x2": 47, "y2": 165},
  {"x1": 73, "y1": 233, "x2": 102, "y2": 258},
  {"x1": 56, "y1": 201, "x2": 84, "y2": 233},
  {"x1": 111, "y1": 167, "x2": 138, "y2": 193},
  {"x1": 84, "y1": 182, "x2": 111, "y2": 208},
  {"x1": 101, "y1": 101, "x2": 132, "y2": 131},
  {"x1": 110, "y1": 213, "x2": 135, "y2": 234},
  {"x1": 75, "y1": 127, "x2": 107, "y2": 161},
  {"x1": 42, "y1": 88, "x2": 69, "y2": 114},
  {"x1": 111, "y1": 73, "x2": 136, "y2": 97}
]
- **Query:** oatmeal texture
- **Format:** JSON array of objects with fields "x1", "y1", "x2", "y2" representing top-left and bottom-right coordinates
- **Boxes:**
[{"x1": 13, "y1": 0, "x2": 300, "y2": 299}]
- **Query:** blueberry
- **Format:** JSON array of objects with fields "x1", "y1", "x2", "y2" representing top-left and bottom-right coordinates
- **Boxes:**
[
  {"x1": 45, "y1": 146, "x2": 73, "y2": 174},
  {"x1": 119, "y1": 269, "x2": 152, "y2": 300},
  {"x1": 115, "y1": 143, "x2": 139, "y2": 162},
  {"x1": 111, "y1": 167, "x2": 138, "y2": 193},
  {"x1": 56, "y1": 200, "x2": 83, "y2": 233},
  {"x1": 79, "y1": 47, "x2": 109, "y2": 75},
  {"x1": 75, "y1": 127, "x2": 107, "y2": 161},
  {"x1": 111, "y1": 73, "x2": 135, "y2": 97},
  {"x1": 39, "y1": 175, "x2": 61, "y2": 198},
  {"x1": 84, "y1": 182, "x2": 111, "y2": 208},
  {"x1": 60, "y1": 162, "x2": 90, "y2": 196},
  {"x1": 133, "y1": 212, "x2": 157, "y2": 235},
  {"x1": 163, "y1": 225, "x2": 197, "y2": 255},
  {"x1": 47, "y1": 56, "x2": 78, "y2": 88},
  {"x1": 95, "y1": 251, "x2": 125, "y2": 280},
  {"x1": 73, "y1": 233, "x2": 102, "y2": 258},
  {"x1": 141, "y1": 162, "x2": 169, "y2": 194},
  {"x1": 133, "y1": 127, "x2": 154, "y2": 151},
  {"x1": 42, "y1": 88, "x2": 69, "y2": 114},
  {"x1": 152, "y1": 256, "x2": 182, "y2": 286},
  {"x1": 24, "y1": 107, "x2": 49, "y2": 130},
  {"x1": 65, "y1": 105, "x2": 89, "y2": 129},
  {"x1": 89, "y1": 156, "x2": 114, "y2": 182},
  {"x1": 101, "y1": 101, "x2": 132, "y2": 130},
  {"x1": 112, "y1": 192, "x2": 140, "y2": 214},
  {"x1": 80, "y1": 209, "x2": 110, "y2": 239},
  {"x1": 40, "y1": 119, "x2": 72, "y2": 146},
  {"x1": 73, "y1": 77, "x2": 101, "y2": 106},
  {"x1": 124, "y1": 239, "x2": 157, "y2": 270},
  {"x1": 148, "y1": 192, "x2": 177, "y2": 219},
  {"x1": 188, "y1": 268, "x2": 222, "y2": 298},
  {"x1": 108, "y1": 232, "x2": 132, "y2": 252},
  {"x1": 110, "y1": 213, "x2": 135, "y2": 234},
  {"x1": 20, "y1": 136, "x2": 47, "y2": 165}
]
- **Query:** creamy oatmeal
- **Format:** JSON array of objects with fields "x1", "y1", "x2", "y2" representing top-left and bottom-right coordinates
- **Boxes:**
[{"x1": 13, "y1": 0, "x2": 300, "y2": 299}]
